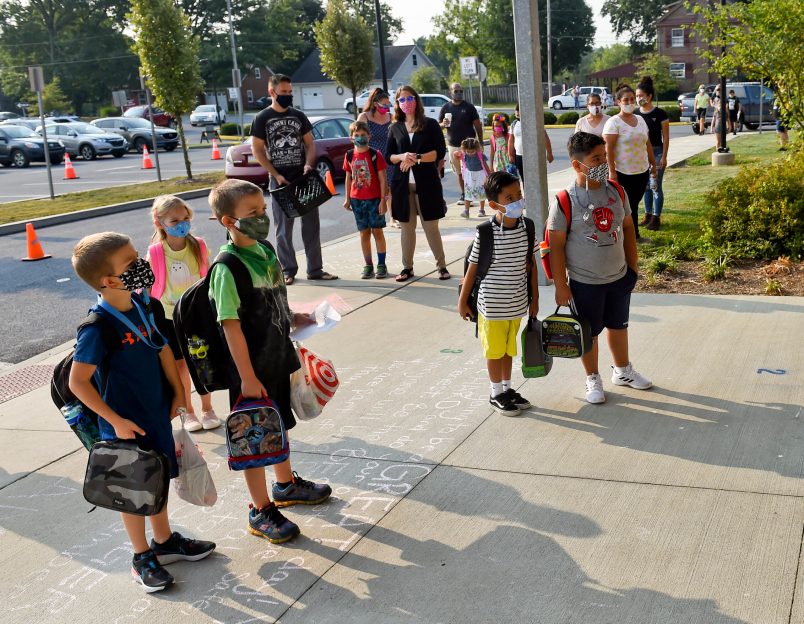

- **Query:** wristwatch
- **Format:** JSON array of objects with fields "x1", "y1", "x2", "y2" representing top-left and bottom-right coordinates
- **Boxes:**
[{"x1": 416, "y1": 153, "x2": 421, "y2": 165}]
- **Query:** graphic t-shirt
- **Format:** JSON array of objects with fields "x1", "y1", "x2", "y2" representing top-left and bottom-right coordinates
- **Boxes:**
[
  {"x1": 546, "y1": 182, "x2": 629, "y2": 285},
  {"x1": 727, "y1": 96, "x2": 740, "y2": 112},
  {"x1": 635, "y1": 106, "x2": 668, "y2": 147},
  {"x1": 603, "y1": 115, "x2": 650, "y2": 175},
  {"x1": 439, "y1": 100, "x2": 480, "y2": 147},
  {"x1": 467, "y1": 216, "x2": 537, "y2": 320},
  {"x1": 156, "y1": 241, "x2": 202, "y2": 319},
  {"x1": 250, "y1": 107, "x2": 313, "y2": 178},
  {"x1": 342, "y1": 149, "x2": 387, "y2": 200}
]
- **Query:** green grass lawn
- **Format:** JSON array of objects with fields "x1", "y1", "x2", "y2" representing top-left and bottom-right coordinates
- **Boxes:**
[{"x1": 0, "y1": 171, "x2": 225, "y2": 225}]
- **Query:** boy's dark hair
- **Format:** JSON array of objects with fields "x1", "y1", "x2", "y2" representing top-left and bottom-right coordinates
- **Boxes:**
[
  {"x1": 208, "y1": 178, "x2": 263, "y2": 221},
  {"x1": 567, "y1": 131, "x2": 605, "y2": 160},
  {"x1": 349, "y1": 120, "x2": 370, "y2": 136},
  {"x1": 270, "y1": 74, "x2": 292, "y2": 88},
  {"x1": 636, "y1": 75, "x2": 655, "y2": 98},
  {"x1": 484, "y1": 170, "x2": 520, "y2": 202},
  {"x1": 72, "y1": 232, "x2": 131, "y2": 290}
]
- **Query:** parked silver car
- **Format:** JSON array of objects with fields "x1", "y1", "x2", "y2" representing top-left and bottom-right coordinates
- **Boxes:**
[
  {"x1": 91, "y1": 117, "x2": 179, "y2": 153},
  {"x1": 190, "y1": 104, "x2": 226, "y2": 126},
  {"x1": 38, "y1": 122, "x2": 127, "y2": 160}
]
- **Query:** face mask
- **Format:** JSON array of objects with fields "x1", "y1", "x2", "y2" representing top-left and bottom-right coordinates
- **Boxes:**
[
  {"x1": 638, "y1": 98, "x2": 648, "y2": 107},
  {"x1": 400, "y1": 100, "x2": 417, "y2": 115},
  {"x1": 502, "y1": 199, "x2": 524, "y2": 219},
  {"x1": 162, "y1": 220, "x2": 191, "y2": 238},
  {"x1": 376, "y1": 105, "x2": 390, "y2": 115},
  {"x1": 452, "y1": 90, "x2": 464, "y2": 100},
  {"x1": 275, "y1": 94, "x2": 293, "y2": 108},
  {"x1": 353, "y1": 135, "x2": 369, "y2": 147},
  {"x1": 234, "y1": 215, "x2": 271, "y2": 240},
  {"x1": 115, "y1": 258, "x2": 155, "y2": 291},
  {"x1": 699, "y1": 88, "x2": 705, "y2": 93},
  {"x1": 620, "y1": 103, "x2": 636, "y2": 114},
  {"x1": 580, "y1": 161, "x2": 609, "y2": 188},
  {"x1": 493, "y1": 126, "x2": 503, "y2": 134},
  {"x1": 587, "y1": 105, "x2": 601, "y2": 116}
]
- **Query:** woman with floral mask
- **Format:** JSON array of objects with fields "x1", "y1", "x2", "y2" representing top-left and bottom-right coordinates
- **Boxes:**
[
  {"x1": 574, "y1": 93, "x2": 610, "y2": 138},
  {"x1": 603, "y1": 83, "x2": 656, "y2": 241},
  {"x1": 385, "y1": 85, "x2": 449, "y2": 282},
  {"x1": 358, "y1": 88, "x2": 397, "y2": 226}
]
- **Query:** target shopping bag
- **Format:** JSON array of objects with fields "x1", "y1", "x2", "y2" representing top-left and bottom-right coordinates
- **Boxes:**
[{"x1": 290, "y1": 344, "x2": 339, "y2": 421}]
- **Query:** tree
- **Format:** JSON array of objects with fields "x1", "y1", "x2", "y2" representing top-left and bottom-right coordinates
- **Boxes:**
[
  {"x1": 694, "y1": 0, "x2": 804, "y2": 131},
  {"x1": 314, "y1": 0, "x2": 375, "y2": 119},
  {"x1": 633, "y1": 54, "x2": 677, "y2": 97},
  {"x1": 601, "y1": 0, "x2": 675, "y2": 50},
  {"x1": 590, "y1": 44, "x2": 632, "y2": 73},
  {"x1": 30, "y1": 77, "x2": 72, "y2": 115},
  {"x1": 349, "y1": 0, "x2": 402, "y2": 47},
  {"x1": 410, "y1": 66, "x2": 441, "y2": 93},
  {"x1": 129, "y1": 0, "x2": 204, "y2": 179}
]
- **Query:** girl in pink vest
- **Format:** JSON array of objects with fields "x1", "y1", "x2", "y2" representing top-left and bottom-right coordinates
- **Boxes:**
[{"x1": 146, "y1": 195, "x2": 219, "y2": 432}]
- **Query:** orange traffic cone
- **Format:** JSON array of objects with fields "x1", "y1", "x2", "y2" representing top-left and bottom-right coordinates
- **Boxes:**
[
  {"x1": 21, "y1": 223, "x2": 51, "y2": 262},
  {"x1": 63, "y1": 153, "x2": 78, "y2": 180},
  {"x1": 324, "y1": 170, "x2": 337, "y2": 195},
  {"x1": 141, "y1": 145, "x2": 154, "y2": 169},
  {"x1": 210, "y1": 138, "x2": 221, "y2": 160}
]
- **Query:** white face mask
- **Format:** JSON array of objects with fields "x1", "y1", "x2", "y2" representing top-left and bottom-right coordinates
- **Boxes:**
[
  {"x1": 587, "y1": 105, "x2": 601, "y2": 116},
  {"x1": 620, "y1": 103, "x2": 636, "y2": 114}
]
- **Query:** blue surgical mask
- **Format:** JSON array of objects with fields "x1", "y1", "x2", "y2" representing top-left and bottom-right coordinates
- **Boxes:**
[
  {"x1": 162, "y1": 220, "x2": 191, "y2": 238},
  {"x1": 503, "y1": 199, "x2": 524, "y2": 219},
  {"x1": 353, "y1": 136, "x2": 369, "y2": 147}
]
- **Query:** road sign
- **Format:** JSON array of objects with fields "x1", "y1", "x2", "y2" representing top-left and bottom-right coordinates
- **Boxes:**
[
  {"x1": 232, "y1": 68, "x2": 242, "y2": 87},
  {"x1": 477, "y1": 62, "x2": 488, "y2": 83},
  {"x1": 460, "y1": 56, "x2": 478, "y2": 77},
  {"x1": 228, "y1": 87, "x2": 239, "y2": 101},
  {"x1": 112, "y1": 90, "x2": 127, "y2": 107},
  {"x1": 28, "y1": 66, "x2": 44, "y2": 92}
]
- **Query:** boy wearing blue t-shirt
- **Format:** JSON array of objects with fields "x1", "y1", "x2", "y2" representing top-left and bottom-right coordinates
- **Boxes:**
[{"x1": 70, "y1": 232, "x2": 215, "y2": 593}]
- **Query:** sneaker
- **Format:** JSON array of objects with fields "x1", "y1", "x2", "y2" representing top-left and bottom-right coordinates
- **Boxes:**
[
  {"x1": 489, "y1": 392, "x2": 521, "y2": 417},
  {"x1": 376, "y1": 264, "x2": 388, "y2": 279},
  {"x1": 477, "y1": 209, "x2": 486, "y2": 217},
  {"x1": 505, "y1": 389, "x2": 532, "y2": 410},
  {"x1": 361, "y1": 265, "x2": 375, "y2": 279},
  {"x1": 585, "y1": 374, "x2": 606, "y2": 404},
  {"x1": 249, "y1": 503, "x2": 300, "y2": 543},
  {"x1": 200, "y1": 410, "x2": 221, "y2": 430},
  {"x1": 457, "y1": 194, "x2": 465, "y2": 205},
  {"x1": 611, "y1": 363, "x2": 653, "y2": 390},
  {"x1": 272, "y1": 471, "x2": 332, "y2": 507},
  {"x1": 131, "y1": 550, "x2": 174, "y2": 593},
  {"x1": 184, "y1": 411, "x2": 203, "y2": 432},
  {"x1": 461, "y1": 208, "x2": 469, "y2": 218},
  {"x1": 150, "y1": 531, "x2": 216, "y2": 565}
]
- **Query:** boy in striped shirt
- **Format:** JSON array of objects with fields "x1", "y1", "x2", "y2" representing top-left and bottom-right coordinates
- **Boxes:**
[{"x1": 458, "y1": 171, "x2": 539, "y2": 416}]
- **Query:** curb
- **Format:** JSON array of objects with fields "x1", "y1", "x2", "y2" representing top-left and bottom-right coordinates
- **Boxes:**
[{"x1": 0, "y1": 187, "x2": 213, "y2": 236}]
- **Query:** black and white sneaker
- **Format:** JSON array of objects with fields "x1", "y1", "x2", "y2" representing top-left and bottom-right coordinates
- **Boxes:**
[
  {"x1": 611, "y1": 363, "x2": 652, "y2": 390},
  {"x1": 505, "y1": 389, "x2": 532, "y2": 410},
  {"x1": 132, "y1": 549, "x2": 174, "y2": 593},
  {"x1": 457, "y1": 193, "x2": 465, "y2": 206},
  {"x1": 150, "y1": 531, "x2": 216, "y2": 564},
  {"x1": 490, "y1": 392, "x2": 521, "y2": 417}
]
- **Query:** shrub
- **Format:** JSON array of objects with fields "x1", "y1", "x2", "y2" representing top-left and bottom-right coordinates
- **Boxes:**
[
  {"x1": 557, "y1": 111, "x2": 579, "y2": 125},
  {"x1": 764, "y1": 279, "x2": 783, "y2": 296},
  {"x1": 486, "y1": 111, "x2": 509, "y2": 126},
  {"x1": 646, "y1": 250, "x2": 678, "y2": 275},
  {"x1": 99, "y1": 106, "x2": 120, "y2": 118},
  {"x1": 701, "y1": 248, "x2": 733, "y2": 281},
  {"x1": 665, "y1": 106, "x2": 681, "y2": 122},
  {"x1": 543, "y1": 111, "x2": 557, "y2": 125},
  {"x1": 220, "y1": 121, "x2": 250, "y2": 135},
  {"x1": 607, "y1": 106, "x2": 620, "y2": 116},
  {"x1": 702, "y1": 155, "x2": 804, "y2": 260}
]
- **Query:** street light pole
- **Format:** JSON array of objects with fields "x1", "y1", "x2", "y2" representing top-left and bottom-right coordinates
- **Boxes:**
[
  {"x1": 226, "y1": 0, "x2": 245, "y2": 140},
  {"x1": 140, "y1": 70, "x2": 163, "y2": 182},
  {"x1": 718, "y1": 0, "x2": 728, "y2": 153},
  {"x1": 546, "y1": 0, "x2": 553, "y2": 100},
  {"x1": 374, "y1": 0, "x2": 388, "y2": 92}
]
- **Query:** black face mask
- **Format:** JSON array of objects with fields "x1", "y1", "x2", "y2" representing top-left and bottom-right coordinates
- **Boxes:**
[
  {"x1": 275, "y1": 94, "x2": 293, "y2": 108},
  {"x1": 452, "y1": 90, "x2": 464, "y2": 101},
  {"x1": 108, "y1": 258, "x2": 155, "y2": 291}
]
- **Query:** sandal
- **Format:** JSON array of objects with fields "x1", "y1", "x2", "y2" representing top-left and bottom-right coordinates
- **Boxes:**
[
  {"x1": 395, "y1": 268, "x2": 414, "y2": 282},
  {"x1": 307, "y1": 271, "x2": 339, "y2": 281},
  {"x1": 285, "y1": 275, "x2": 295, "y2": 286},
  {"x1": 438, "y1": 268, "x2": 451, "y2": 280}
]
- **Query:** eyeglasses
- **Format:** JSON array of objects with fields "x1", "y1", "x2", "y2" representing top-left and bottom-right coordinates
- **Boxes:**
[{"x1": 398, "y1": 96, "x2": 416, "y2": 103}]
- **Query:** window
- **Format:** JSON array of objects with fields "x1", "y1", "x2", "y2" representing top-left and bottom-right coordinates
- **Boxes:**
[
  {"x1": 412, "y1": 54, "x2": 418, "y2": 66},
  {"x1": 314, "y1": 119, "x2": 348, "y2": 140},
  {"x1": 246, "y1": 89, "x2": 254, "y2": 103},
  {"x1": 254, "y1": 67, "x2": 261, "y2": 79},
  {"x1": 669, "y1": 63, "x2": 686, "y2": 79},
  {"x1": 671, "y1": 28, "x2": 684, "y2": 47}
]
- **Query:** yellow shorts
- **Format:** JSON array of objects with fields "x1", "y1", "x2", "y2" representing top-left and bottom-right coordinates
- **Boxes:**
[{"x1": 478, "y1": 315, "x2": 522, "y2": 360}]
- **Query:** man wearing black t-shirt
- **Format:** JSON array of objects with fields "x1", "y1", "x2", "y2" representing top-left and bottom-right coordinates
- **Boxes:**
[
  {"x1": 251, "y1": 74, "x2": 338, "y2": 284},
  {"x1": 438, "y1": 83, "x2": 483, "y2": 204}
]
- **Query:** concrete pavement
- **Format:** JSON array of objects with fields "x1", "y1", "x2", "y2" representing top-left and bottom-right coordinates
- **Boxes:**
[{"x1": 1, "y1": 130, "x2": 801, "y2": 623}]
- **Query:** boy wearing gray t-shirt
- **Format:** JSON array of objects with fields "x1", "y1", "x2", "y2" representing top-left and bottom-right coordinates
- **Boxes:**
[{"x1": 546, "y1": 132, "x2": 652, "y2": 404}]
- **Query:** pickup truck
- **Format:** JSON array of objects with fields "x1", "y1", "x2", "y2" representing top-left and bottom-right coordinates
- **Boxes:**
[{"x1": 679, "y1": 82, "x2": 775, "y2": 134}]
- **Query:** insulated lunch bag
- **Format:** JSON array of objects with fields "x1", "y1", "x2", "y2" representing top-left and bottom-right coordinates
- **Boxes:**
[
  {"x1": 541, "y1": 303, "x2": 592, "y2": 359},
  {"x1": 520, "y1": 318, "x2": 553, "y2": 378},
  {"x1": 225, "y1": 395, "x2": 289, "y2": 470}
]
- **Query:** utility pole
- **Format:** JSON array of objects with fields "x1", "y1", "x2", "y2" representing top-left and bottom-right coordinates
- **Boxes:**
[
  {"x1": 512, "y1": 0, "x2": 549, "y2": 285},
  {"x1": 28, "y1": 66, "x2": 54, "y2": 200},
  {"x1": 546, "y1": 0, "x2": 553, "y2": 100},
  {"x1": 140, "y1": 70, "x2": 163, "y2": 182},
  {"x1": 226, "y1": 0, "x2": 245, "y2": 140},
  {"x1": 374, "y1": 0, "x2": 388, "y2": 92}
]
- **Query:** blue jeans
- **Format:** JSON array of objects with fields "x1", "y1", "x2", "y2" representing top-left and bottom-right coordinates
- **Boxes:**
[{"x1": 643, "y1": 145, "x2": 665, "y2": 216}]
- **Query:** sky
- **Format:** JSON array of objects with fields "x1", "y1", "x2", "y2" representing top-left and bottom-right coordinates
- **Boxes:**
[{"x1": 394, "y1": 0, "x2": 619, "y2": 48}]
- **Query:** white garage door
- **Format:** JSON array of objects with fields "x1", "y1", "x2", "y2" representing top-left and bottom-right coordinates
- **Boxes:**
[{"x1": 302, "y1": 88, "x2": 324, "y2": 110}]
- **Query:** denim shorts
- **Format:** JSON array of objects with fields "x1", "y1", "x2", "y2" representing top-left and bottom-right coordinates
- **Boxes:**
[
  {"x1": 350, "y1": 198, "x2": 386, "y2": 231},
  {"x1": 569, "y1": 268, "x2": 638, "y2": 337}
]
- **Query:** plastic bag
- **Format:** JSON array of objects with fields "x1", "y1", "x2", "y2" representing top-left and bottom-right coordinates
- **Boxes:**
[
  {"x1": 290, "y1": 343, "x2": 338, "y2": 421},
  {"x1": 173, "y1": 417, "x2": 217, "y2": 506}
]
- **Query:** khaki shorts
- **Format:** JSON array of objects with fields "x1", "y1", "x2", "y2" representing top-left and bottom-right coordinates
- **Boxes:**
[
  {"x1": 447, "y1": 145, "x2": 462, "y2": 178},
  {"x1": 478, "y1": 315, "x2": 522, "y2": 360}
]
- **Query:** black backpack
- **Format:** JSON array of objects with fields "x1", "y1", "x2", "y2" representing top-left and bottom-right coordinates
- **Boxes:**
[
  {"x1": 459, "y1": 217, "x2": 536, "y2": 326},
  {"x1": 173, "y1": 242, "x2": 274, "y2": 395},
  {"x1": 51, "y1": 312, "x2": 121, "y2": 450}
]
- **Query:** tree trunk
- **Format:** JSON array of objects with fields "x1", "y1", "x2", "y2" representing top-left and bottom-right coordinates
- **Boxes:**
[
  {"x1": 352, "y1": 88, "x2": 358, "y2": 119},
  {"x1": 176, "y1": 116, "x2": 193, "y2": 180}
]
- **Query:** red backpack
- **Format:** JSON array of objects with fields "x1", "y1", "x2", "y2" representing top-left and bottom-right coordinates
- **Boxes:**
[{"x1": 539, "y1": 180, "x2": 625, "y2": 280}]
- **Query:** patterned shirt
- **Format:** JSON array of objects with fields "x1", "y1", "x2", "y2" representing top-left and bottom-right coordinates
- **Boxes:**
[{"x1": 603, "y1": 115, "x2": 650, "y2": 175}]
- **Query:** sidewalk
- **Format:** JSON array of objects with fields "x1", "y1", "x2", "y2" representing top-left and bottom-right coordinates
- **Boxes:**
[{"x1": 1, "y1": 131, "x2": 801, "y2": 623}]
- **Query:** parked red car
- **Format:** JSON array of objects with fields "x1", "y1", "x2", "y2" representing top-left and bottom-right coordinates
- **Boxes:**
[
  {"x1": 123, "y1": 105, "x2": 176, "y2": 128},
  {"x1": 225, "y1": 116, "x2": 354, "y2": 188}
]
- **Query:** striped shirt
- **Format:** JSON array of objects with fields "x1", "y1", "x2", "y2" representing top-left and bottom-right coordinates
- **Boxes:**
[{"x1": 468, "y1": 216, "x2": 537, "y2": 320}]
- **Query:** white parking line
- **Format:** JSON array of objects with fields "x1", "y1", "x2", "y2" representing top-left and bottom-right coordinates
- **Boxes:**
[{"x1": 96, "y1": 165, "x2": 139, "y2": 172}]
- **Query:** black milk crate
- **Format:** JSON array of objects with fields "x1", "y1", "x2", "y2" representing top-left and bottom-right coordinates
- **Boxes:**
[{"x1": 270, "y1": 171, "x2": 333, "y2": 218}]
